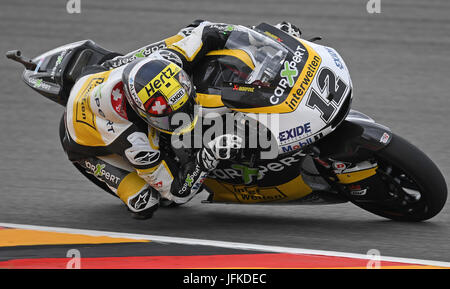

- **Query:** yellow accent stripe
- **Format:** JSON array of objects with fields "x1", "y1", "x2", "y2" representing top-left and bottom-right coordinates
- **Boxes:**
[
  {"x1": 148, "y1": 127, "x2": 159, "y2": 150},
  {"x1": 116, "y1": 172, "x2": 148, "y2": 203},
  {"x1": 164, "y1": 34, "x2": 184, "y2": 46},
  {"x1": 337, "y1": 167, "x2": 378, "y2": 184},
  {"x1": 206, "y1": 49, "x2": 255, "y2": 70},
  {"x1": 233, "y1": 39, "x2": 321, "y2": 114},
  {"x1": 168, "y1": 42, "x2": 203, "y2": 62},
  {"x1": 277, "y1": 174, "x2": 313, "y2": 197},
  {"x1": 72, "y1": 71, "x2": 111, "y2": 146},
  {"x1": 196, "y1": 93, "x2": 225, "y2": 108},
  {"x1": 0, "y1": 229, "x2": 148, "y2": 247},
  {"x1": 162, "y1": 160, "x2": 174, "y2": 179}
]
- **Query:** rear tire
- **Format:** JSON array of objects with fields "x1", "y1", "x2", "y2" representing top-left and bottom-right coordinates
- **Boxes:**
[{"x1": 354, "y1": 133, "x2": 447, "y2": 221}]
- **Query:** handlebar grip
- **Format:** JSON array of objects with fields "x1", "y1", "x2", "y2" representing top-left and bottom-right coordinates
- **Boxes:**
[
  {"x1": 6, "y1": 50, "x2": 21, "y2": 59},
  {"x1": 5, "y1": 50, "x2": 37, "y2": 70}
]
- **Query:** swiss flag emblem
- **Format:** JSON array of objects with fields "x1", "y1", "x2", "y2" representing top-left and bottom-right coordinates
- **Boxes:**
[
  {"x1": 144, "y1": 96, "x2": 172, "y2": 116},
  {"x1": 111, "y1": 82, "x2": 128, "y2": 119}
]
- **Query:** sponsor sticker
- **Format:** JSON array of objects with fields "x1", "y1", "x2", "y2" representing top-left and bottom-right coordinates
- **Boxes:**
[
  {"x1": 178, "y1": 164, "x2": 204, "y2": 197},
  {"x1": 107, "y1": 41, "x2": 167, "y2": 69},
  {"x1": 269, "y1": 45, "x2": 306, "y2": 105},
  {"x1": 185, "y1": 174, "x2": 194, "y2": 187},
  {"x1": 84, "y1": 160, "x2": 121, "y2": 185},
  {"x1": 332, "y1": 160, "x2": 352, "y2": 172},
  {"x1": 232, "y1": 84, "x2": 255, "y2": 93},
  {"x1": 281, "y1": 137, "x2": 314, "y2": 153},
  {"x1": 325, "y1": 47, "x2": 344, "y2": 70},
  {"x1": 211, "y1": 151, "x2": 305, "y2": 183},
  {"x1": 75, "y1": 75, "x2": 108, "y2": 129},
  {"x1": 283, "y1": 54, "x2": 321, "y2": 111},
  {"x1": 270, "y1": 41, "x2": 322, "y2": 113},
  {"x1": 137, "y1": 62, "x2": 181, "y2": 102},
  {"x1": 51, "y1": 50, "x2": 68, "y2": 79},
  {"x1": 191, "y1": 175, "x2": 206, "y2": 191},
  {"x1": 168, "y1": 88, "x2": 186, "y2": 106},
  {"x1": 30, "y1": 78, "x2": 51, "y2": 90},
  {"x1": 380, "y1": 132, "x2": 390, "y2": 144},
  {"x1": 350, "y1": 189, "x2": 368, "y2": 196},
  {"x1": 279, "y1": 122, "x2": 311, "y2": 142},
  {"x1": 233, "y1": 186, "x2": 288, "y2": 203},
  {"x1": 280, "y1": 61, "x2": 298, "y2": 88}
]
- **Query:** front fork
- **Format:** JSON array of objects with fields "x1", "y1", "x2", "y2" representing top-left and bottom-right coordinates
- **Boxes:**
[
  {"x1": 307, "y1": 110, "x2": 394, "y2": 200},
  {"x1": 313, "y1": 157, "x2": 388, "y2": 202}
]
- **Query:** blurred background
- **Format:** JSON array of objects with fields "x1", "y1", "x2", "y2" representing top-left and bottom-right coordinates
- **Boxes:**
[{"x1": 1, "y1": 0, "x2": 449, "y2": 261}]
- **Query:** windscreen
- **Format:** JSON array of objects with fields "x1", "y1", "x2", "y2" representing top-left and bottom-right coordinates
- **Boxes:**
[{"x1": 224, "y1": 26, "x2": 288, "y2": 86}]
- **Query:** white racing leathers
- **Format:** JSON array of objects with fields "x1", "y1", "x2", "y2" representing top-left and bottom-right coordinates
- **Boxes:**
[{"x1": 61, "y1": 21, "x2": 240, "y2": 218}]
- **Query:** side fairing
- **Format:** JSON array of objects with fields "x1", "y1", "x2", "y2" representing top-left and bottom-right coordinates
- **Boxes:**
[{"x1": 244, "y1": 39, "x2": 354, "y2": 156}]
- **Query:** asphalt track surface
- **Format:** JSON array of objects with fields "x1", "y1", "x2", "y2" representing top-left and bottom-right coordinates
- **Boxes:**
[{"x1": 1, "y1": 0, "x2": 449, "y2": 263}]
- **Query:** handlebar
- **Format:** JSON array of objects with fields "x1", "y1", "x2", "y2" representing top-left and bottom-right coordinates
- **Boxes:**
[{"x1": 6, "y1": 50, "x2": 37, "y2": 70}]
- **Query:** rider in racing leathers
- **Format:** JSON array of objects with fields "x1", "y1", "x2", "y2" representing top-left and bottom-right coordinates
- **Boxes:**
[{"x1": 60, "y1": 20, "x2": 301, "y2": 219}]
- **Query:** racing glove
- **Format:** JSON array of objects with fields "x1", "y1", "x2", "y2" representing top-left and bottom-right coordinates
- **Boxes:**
[
  {"x1": 199, "y1": 134, "x2": 243, "y2": 171},
  {"x1": 275, "y1": 21, "x2": 302, "y2": 38},
  {"x1": 169, "y1": 134, "x2": 243, "y2": 205}
]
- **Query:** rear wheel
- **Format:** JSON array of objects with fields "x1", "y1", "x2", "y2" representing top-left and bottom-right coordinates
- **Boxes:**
[{"x1": 352, "y1": 133, "x2": 447, "y2": 221}]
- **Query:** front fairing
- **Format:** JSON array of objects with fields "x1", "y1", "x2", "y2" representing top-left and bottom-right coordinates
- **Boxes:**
[{"x1": 218, "y1": 24, "x2": 354, "y2": 156}]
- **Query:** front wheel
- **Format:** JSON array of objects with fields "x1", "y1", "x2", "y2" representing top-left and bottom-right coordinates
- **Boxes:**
[{"x1": 352, "y1": 133, "x2": 447, "y2": 221}]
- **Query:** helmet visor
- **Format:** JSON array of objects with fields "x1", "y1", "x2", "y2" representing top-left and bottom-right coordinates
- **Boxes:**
[{"x1": 140, "y1": 96, "x2": 199, "y2": 135}]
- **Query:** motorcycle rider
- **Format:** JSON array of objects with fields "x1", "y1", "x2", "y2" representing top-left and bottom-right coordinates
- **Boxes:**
[{"x1": 60, "y1": 20, "x2": 301, "y2": 219}]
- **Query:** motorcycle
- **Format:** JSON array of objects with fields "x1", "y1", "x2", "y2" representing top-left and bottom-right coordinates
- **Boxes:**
[{"x1": 7, "y1": 23, "x2": 447, "y2": 221}]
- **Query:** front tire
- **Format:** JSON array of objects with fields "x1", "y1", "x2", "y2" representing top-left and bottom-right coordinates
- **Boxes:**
[{"x1": 354, "y1": 133, "x2": 447, "y2": 221}]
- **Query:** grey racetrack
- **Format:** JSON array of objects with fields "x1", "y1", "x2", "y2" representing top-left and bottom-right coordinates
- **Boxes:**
[{"x1": 1, "y1": 0, "x2": 449, "y2": 262}]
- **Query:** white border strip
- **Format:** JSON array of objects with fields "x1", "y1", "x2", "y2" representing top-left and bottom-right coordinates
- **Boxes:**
[{"x1": 1, "y1": 222, "x2": 449, "y2": 268}]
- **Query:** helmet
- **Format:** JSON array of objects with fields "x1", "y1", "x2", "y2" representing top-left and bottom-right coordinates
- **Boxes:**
[{"x1": 122, "y1": 58, "x2": 198, "y2": 134}]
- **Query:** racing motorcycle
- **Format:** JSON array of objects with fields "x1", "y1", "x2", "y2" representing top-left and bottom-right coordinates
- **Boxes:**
[{"x1": 7, "y1": 23, "x2": 447, "y2": 221}]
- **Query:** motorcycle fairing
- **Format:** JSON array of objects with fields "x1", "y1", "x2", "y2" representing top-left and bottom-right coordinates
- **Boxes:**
[
  {"x1": 220, "y1": 29, "x2": 317, "y2": 113},
  {"x1": 22, "y1": 40, "x2": 119, "y2": 106},
  {"x1": 315, "y1": 110, "x2": 393, "y2": 163},
  {"x1": 204, "y1": 174, "x2": 312, "y2": 204},
  {"x1": 194, "y1": 24, "x2": 354, "y2": 155},
  {"x1": 202, "y1": 150, "x2": 314, "y2": 204}
]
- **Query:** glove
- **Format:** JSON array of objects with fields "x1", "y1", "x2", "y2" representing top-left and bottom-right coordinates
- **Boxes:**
[
  {"x1": 209, "y1": 134, "x2": 243, "y2": 159},
  {"x1": 199, "y1": 134, "x2": 243, "y2": 171},
  {"x1": 275, "y1": 21, "x2": 302, "y2": 38},
  {"x1": 186, "y1": 19, "x2": 206, "y2": 28}
]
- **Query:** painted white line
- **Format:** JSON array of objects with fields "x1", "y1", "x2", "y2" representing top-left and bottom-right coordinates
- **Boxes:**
[{"x1": 1, "y1": 222, "x2": 449, "y2": 268}]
